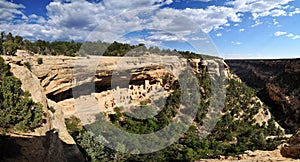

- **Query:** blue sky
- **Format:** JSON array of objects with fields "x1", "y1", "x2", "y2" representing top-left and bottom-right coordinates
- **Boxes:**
[{"x1": 0, "y1": 0, "x2": 299, "y2": 59}]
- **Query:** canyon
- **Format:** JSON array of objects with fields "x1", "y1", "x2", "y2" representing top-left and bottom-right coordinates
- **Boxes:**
[
  {"x1": 1, "y1": 50, "x2": 299, "y2": 161},
  {"x1": 226, "y1": 59, "x2": 300, "y2": 132}
]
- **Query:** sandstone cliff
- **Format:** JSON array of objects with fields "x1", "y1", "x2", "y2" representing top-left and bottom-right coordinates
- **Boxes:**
[
  {"x1": 2, "y1": 52, "x2": 85, "y2": 162},
  {"x1": 4, "y1": 50, "x2": 274, "y2": 127},
  {"x1": 1, "y1": 50, "x2": 286, "y2": 161}
]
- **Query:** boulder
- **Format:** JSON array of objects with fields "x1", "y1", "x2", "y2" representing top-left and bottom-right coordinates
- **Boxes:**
[{"x1": 281, "y1": 130, "x2": 300, "y2": 159}]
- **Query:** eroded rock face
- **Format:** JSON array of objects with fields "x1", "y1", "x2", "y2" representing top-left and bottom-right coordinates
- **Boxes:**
[
  {"x1": 47, "y1": 99, "x2": 76, "y2": 145},
  {"x1": 2, "y1": 53, "x2": 85, "y2": 162},
  {"x1": 2, "y1": 51, "x2": 282, "y2": 161},
  {"x1": 225, "y1": 59, "x2": 288, "y2": 88},
  {"x1": 281, "y1": 130, "x2": 300, "y2": 159},
  {"x1": 7, "y1": 51, "x2": 232, "y2": 102},
  {"x1": 4, "y1": 51, "x2": 276, "y2": 127},
  {"x1": 11, "y1": 54, "x2": 181, "y2": 102},
  {"x1": 226, "y1": 59, "x2": 300, "y2": 131},
  {"x1": 7, "y1": 62, "x2": 51, "y2": 136},
  {"x1": 266, "y1": 71, "x2": 300, "y2": 130},
  {"x1": 4, "y1": 58, "x2": 77, "y2": 144},
  {"x1": 0, "y1": 130, "x2": 84, "y2": 162}
]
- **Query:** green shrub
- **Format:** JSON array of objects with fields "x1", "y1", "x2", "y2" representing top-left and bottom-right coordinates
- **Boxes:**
[
  {"x1": 48, "y1": 106, "x2": 55, "y2": 113},
  {"x1": 0, "y1": 57, "x2": 43, "y2": 132},
  {"x1": 65, "y1": 115, "x2": 82, "y2": 137},
  {"x1": 24, "y1": 61, "x2": 31, "y2": 71},
  {"x1": 37, "y1": 58, "x2": 43, "y2": 64}
]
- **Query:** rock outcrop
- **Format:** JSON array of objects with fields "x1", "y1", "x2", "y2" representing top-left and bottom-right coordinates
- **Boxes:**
[
  {"x1": 47, "y1": 99, "x2": 76, "y2": 144},
  {"x1": 281, "y1": 130, "x2": 300, "y2": 159},
  {"x1": 2, "y1": 53, "x2": 85, "y2": 162},
  {"x1": 0, "y1": 130, "x2": 84, "y2": 162}
]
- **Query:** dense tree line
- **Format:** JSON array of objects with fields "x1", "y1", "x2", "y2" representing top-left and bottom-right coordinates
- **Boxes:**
[
  {"x1": 0, "y1": 32, "x2": 81, "y2": 56},
  {"x1": 25, "y1": 40, "x2": 82, "y2": 56},
  {"x1": 0, "y1": 57, "x2": 43, "y2": 132},
  {"x1": 0, "y1": 32, "x2": 212, "y2": 59}
]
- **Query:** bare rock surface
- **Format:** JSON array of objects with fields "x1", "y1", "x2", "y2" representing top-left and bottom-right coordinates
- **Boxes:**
[
  {"x1": 281, "y1": 130, "x2": 300, "y2": 159},
  {"x1": 47, "y1": 99, "x2": 76, "y2": 144}
]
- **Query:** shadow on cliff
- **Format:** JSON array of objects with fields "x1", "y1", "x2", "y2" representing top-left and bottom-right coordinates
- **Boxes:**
[
  {"x1": 46, "y1": 81, "x2": 111, "y2": 102},
  {"x1": 226, "y1": 59, "x2": 300, "y2": 133},
  {"x1": 46, "y1": 72, "x2": 154, "y2": 103},
  {"x1": 0, "y1": 130, "x2": 85, "y2": 162},
  {"x1": 256, "y1": 89, "x2": 288, "y2": 127}
]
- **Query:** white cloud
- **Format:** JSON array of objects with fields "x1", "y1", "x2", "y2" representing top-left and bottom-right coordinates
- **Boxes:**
[
  {"x1": 0, "y1": 1, "x2": 26, "y2": 22},
  {"x1": 274, "y1": 31, "x2": 300, "y2": 40},
  {"x1": 269, "y1": 9, "x2": 287, "y2": 17},
  {"x1": 27, "y1": 14, "x2": 46, "y2": 24},
  {"x1": 46, "y1": 1, "x2": 105, "y2": 29},
  {"x1": 1, "y1": 0, "x2": 171, "y2": 42},
  {"x1": 29, "y1": 14, "x2": 38, "y2": 19},
  {"x1": 192, "y1": 0, "x2": 212, "y2": 2},
  {"x1": 179, "y1": 6, "x2": 241, "y2": 32},
  {"x1": 251, "y1": 20, "x2": 263, "y2": 27},
  {"x1": 44, "y1": 0, "x2": 159, "y2": 41},
  {"x1": 148, "y1": 33, "x2": 187, "y2": 42},
  {"x1": 101, "y1": 0, "x2": 172, "y2": 10},
  {"x1": 239, "y1": 28, "x2": 245, "y2": 32},
  {"x1": 274, "y1": 31, "x2": 287, "y2": 36},
  {"x1": 0, "y1": 23, "x2": 61, "y2": 41},
  {"x1": 0, "y1": 0, "x2": 298, "y2": 46},
  {"x1": 190, "y1": 37, "x2": 207, "y2": 41},
  {"x1": 253, "y1": 9, "x2": 287, "y2": 19},
  {"x1": 289, "y1": 8, "x2": 300, "y2": 16},
  {"x1": 286, "y1": 33, "x2": 300, "y2": 40},
  {"x1": 273, "y1": 19, "x2": 279, "y2": 25},
  {"x1": 283, "y1": 5, "x2": 291, "y2": 9},
  {"x1": 43, "y1": 1, "x2": 243, "y2": 41},
  {"x1": 225, "y1": 0, "x2": 293, "y2": 20},
  {"x1": 291, "y1": 35, "x2": 300, "y2": 39},
  {"x1": 231, "y1": 41, "x2": 241, "y2": 45},
  {"x1": 216, "y1": 33, "x2": 222, "y2": 37}
]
